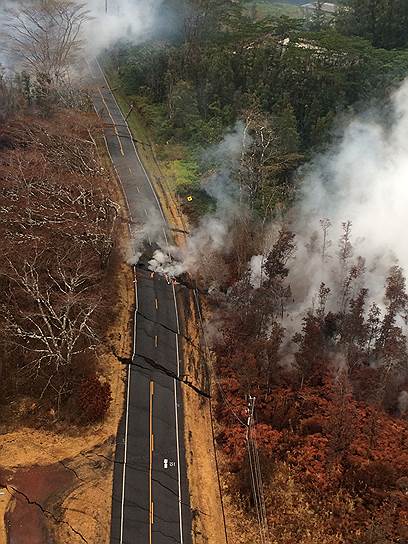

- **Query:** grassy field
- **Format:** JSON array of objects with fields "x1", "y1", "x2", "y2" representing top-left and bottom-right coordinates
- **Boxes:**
[{"x1": 255, "y1": 1, "x2": 304, "y2": 18}]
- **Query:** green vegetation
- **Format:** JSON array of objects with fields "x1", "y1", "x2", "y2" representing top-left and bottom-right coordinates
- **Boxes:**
[
  {"x1": 104, "y1": 69, "x2": 212, "y2": 221},
  {"x1": 337, "y1": 0, "x2": 408, "y2": 49},
  {"x1": 252, "y1": 1, "x2": 303, "y2": 19},
  {"x1": 106, "y1": 0, "x2": 408, "y2": 221}
]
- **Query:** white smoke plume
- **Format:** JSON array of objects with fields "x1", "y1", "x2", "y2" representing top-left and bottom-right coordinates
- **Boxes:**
[
  {"x1": 286, "y1": 78, "x2": 408, "y2": 310},
  {"x1": 124, "y1": 73, "x2": 408, "y2": 316},
  {"x1": 84, "y1": 0, "x2": 164, "y2": 57},
  {"x1": 127, "y1": 206, "x2": 166, "y2": 265},
  {"x1": 249, "y1": 255, "x2": 264, "y2": 288},
  {"x1": 0, "y1": 0, "x2": 17, "y2": 69},
  {"x1": 0, "y1": 0, "x2": 164, "y2": 71},
  {"x1": 148, "y1": 121, "x2": 252, "y2": 278},
  {"x1": 398, "y1": 390, "x2": 408, "y2": 415}
]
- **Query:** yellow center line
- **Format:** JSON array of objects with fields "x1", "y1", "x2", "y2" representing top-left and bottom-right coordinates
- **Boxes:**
[
  {"x1": 116, "y1": 131, "x2": 125, "y2": 157},
  {"x1": 98, "y1": 87, "x2": 125, "y2": 157},
  {"x1": 155, "y1": 298, "x2": 158, "y2": 310},
  {"x1": 149, "y1": 380, "x2": 154, "y2": 542},
  {"x1": 154, "y1": 335, "x2": 158, "y2": 348}
]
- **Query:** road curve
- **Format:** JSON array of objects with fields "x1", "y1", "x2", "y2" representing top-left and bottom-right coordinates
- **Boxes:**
[{"x1": 88, "y1": 59, "x2": 192, "y2": 544}]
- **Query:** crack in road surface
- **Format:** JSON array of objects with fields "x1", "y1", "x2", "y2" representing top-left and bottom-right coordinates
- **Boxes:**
[
  {"x1": 4, "y1": 485, "x2": 88, "y2": 543},
  {"x1": 112, "y1": 347, "x2": 210, "y2": 398},
  {"x1": 134, "y1": 355, "x2": 210, "y2": 398}
]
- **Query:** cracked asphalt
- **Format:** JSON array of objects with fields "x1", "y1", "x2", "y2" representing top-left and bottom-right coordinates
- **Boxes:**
[{"x1": 88, "y1": 59, "x2": 192, "y2": 544}]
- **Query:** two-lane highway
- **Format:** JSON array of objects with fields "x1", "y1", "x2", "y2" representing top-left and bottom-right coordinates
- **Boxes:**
[{"x1": 88, "y1": 59, "x2": 192, "y2": 544}]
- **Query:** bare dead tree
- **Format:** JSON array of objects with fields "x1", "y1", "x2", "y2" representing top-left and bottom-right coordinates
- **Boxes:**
[
  {"x1": 1, "y1": 251, "x2": 99, "y2": 409},
  {"x1": 319, "y1": 217, "x2": 332, "y2": 264},
  {"x1": 0, "y1": 131, "x2": 119, "y2": 267},
  {"x1": 338, "y1": 220, "x2": 353, "y2": 269},
  {"x1": 0, "y1": 114, "x2": 119, "y2": 412},
  {"x1": 240, "y1": 108, "x2": 279, "y2": 213},
  {"x1": 326, "y1": 367, "x2": 357, "y2": 458},
  {"x1": 239, "y1": 106, "x2": 297, "y2": 222},
  {"x1": 2, "y1": 0, "x2": 89, "y2": 85}
]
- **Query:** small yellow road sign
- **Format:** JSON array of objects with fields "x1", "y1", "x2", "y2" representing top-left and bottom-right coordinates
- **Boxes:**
[{"x1": 187, "y1": 195, "x2": 193, "y2": 202}]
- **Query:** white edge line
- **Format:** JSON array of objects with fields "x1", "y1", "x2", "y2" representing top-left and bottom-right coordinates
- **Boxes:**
[
  {"x1": 102, "y1": 135, "x2": 133, "y2": 221},
  {"x1": 89, "y1": 63, "x2": 136, "y2": 544},
  {"x1": 174, "y1": 335, "x2": 184, "y2": 544},
  {"x1": 95, "y1": 59, "x2": 167, "y2": 224},
  {"x1": 96, "y1": 59, "x2": 172, "y2": 253},
  {"x1": 98, "y1": 87, "x2": 125, "y2": 156},
  {"x1": 95, "y1": 58, "x2": 184, "y2": 543},
  {"x1": 172, "y1": 282, "x2": 181, "y2": 335},
  {"x1": 120, "y1": 358, "x2": 132, "y2": 544},
  {"x1": 134, "y1": 267, "x2": 139, "y2": 313},
  {"x1": 121, "y1": 273, "x2": 137, "y2": 544}
]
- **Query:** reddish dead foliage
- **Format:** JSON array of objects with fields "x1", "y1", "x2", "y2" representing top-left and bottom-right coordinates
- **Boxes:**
[
  {"x1": 210, "y1": 230, "x2": 408, "y2": 542},
  {"x1": 77, "y1": 375, "x2": 112, "y2": 423},
  {"x1": 0, "y1": 111, "x2": 118, "y2": 419}
]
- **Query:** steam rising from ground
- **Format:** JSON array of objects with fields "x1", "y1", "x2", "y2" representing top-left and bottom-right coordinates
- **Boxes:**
[
  {"x1": 145, "y1": 79, "x2": 408, "y2": 311},
  {"x1": 147, "y1": 121, "x2": 251, "y2": 277},
  {"x1": 398, "y1": 390, "x2": 408, "y2": 415},
  {"x1": 291, "y1": 79, "x2": 408, "y2": 307},
  {"x1": 84, "y1": 0, "x2": 163, "y2": 56}
]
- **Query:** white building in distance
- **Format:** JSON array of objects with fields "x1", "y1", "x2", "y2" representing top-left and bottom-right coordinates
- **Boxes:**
[{"x1": 301, "y1": 2, "x2": 338, "y2": 18}]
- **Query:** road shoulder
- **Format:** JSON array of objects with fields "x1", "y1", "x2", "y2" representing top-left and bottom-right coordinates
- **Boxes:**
[
  {"x1": 106, "y1": 82, "x2": 228, "y2": 544},
  {"x1": 0, "y1": 136, "x2": 133, "y2": 544}
]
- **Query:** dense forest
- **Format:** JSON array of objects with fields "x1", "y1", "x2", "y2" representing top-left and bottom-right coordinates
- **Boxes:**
[
  {"x1": 106, "y1": 0, "x2": 408, "y2": 219},
  {"x1": 106, "y1": 1, "x2": 408, "y2": 542}
]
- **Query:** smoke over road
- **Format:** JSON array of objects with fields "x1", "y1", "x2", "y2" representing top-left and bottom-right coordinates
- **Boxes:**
[
  {"x1": 145, "y1": 79, "x2": 408, "y2": 308},
  {"x1": 145, "y1": 121, "x2": 251, "y2": 279},
  {"x1": 84, "y1": 0, "x2": 164, "y2": 56}
]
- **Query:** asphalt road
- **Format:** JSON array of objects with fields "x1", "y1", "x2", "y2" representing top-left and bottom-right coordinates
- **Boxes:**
[{"x1": 88, "y1": 59, "x2": 192, "y2": 544}]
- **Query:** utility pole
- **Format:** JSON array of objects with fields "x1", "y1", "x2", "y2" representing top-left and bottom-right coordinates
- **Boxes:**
[
  {"x1": 246, "y1": 395, "x2": 256, "y2": 439},
  {"x1": 125, "y1": 102, "x2": 135, "y2": 121},
  {"x1": 105, "y1": 0, "x2": 107, "y2": 14}
]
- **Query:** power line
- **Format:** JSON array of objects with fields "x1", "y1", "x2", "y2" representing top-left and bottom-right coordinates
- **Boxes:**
[
  {"x1": 246, "y1": 396, "x2": 270, "y2": 544},
  {"x1": 192, "y1": 289, "x2": 247, "y2": 427},
  {"x1": 247, "y1": 396, "x2": 264, "y2": 543}
]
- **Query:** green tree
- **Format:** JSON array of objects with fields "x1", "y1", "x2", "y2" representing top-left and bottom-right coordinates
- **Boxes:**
[
  {"x1": 168, "y1": 80, "x2": 201, "y2": 139},
  {"x1": 274, "y1": 100, "x2": 300, "y2": 154},
  {"x1": 336, "y1": 0, "x2": 408, "y2": 49},
  {"x1": 308, "y1": 0, "x2": 329, "y2": 31}
]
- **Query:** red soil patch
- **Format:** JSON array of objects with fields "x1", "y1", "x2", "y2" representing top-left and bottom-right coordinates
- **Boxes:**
[{"x1": 4, "y1": 464, "x2": 74, "y2": 544}]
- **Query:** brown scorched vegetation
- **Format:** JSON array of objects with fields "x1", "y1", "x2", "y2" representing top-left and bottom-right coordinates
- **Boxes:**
[
  {"x1": 0, "y1": 109, "x2": 120, "y2": 424},
  {"x1": 204, "y1": 223, "x2": 408, "y2": 543}
]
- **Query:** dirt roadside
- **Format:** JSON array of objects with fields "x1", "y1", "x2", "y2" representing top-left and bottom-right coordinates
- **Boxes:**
[
  {"x1": 0, "y1": 142, "x2": 133, "y2": 544},
  {"x1": 109, "y1": 91, "x2": 228, "y2": 544},
  {"x1": 0, "y1": 91, "x2": 228, "y2": 544}
]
